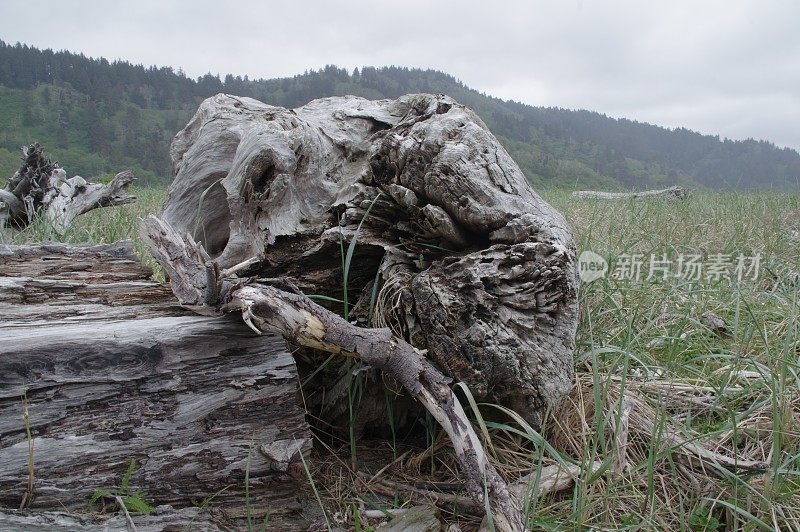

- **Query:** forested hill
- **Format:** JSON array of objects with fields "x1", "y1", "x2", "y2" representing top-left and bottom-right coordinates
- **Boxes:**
[{"x1": 1, "y1": 40, "x2": 798, "y2": 189}]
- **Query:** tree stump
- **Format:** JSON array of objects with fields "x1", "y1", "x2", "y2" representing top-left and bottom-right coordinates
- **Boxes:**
[
  {"x1": 0, "y1": 242, "x2": 311, "y2": 530},
  {"x1": 161, "y1": 93, "x2": 579, "y2": 428}
]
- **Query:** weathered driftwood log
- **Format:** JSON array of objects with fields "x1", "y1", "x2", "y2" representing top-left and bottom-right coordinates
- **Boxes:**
[
  {"x1": 161, "y1": 93, "x2": 579, "y2": 429},
  {"x1": 0, "y1": 242, "x2": 311, "y2": 530},
  {"x1": 0, "y1": 144, "x2": 135, "y2": 233},
  {"x1": 571, "y1": 186, "x2": 688, "y2": 200},
  {"x1": 0, "y1": 506, "x2": 222, "y2": 531},
  {"x1": 141, "y1": 215, "x2": 526, "y2": 532}
]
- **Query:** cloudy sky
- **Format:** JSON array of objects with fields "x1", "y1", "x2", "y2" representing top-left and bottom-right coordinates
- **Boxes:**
[{"x1": 2, "y1": 0, "x2": 798, "y2": 149}]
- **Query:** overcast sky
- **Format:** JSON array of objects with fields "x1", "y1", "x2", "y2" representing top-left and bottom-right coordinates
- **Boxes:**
[{"x1": 1, "y1": 0, "x2": 798, "y2": 150}]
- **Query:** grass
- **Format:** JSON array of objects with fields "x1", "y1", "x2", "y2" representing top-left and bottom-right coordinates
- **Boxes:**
[
  {"x1": 89, "y1": 459, "x2": 154, "y2": 516},
  {"x1": 308, "y1": 190, "x2": 800, "y2": 531},
  {"x1": 5, "y1": 187, "x2": 800, "y2": 529},
  {"x1": 530, "y1": 190, "x2": 800, "y2": 530},
  {"x1": 0, "y1": 185, "x2": 167, "y2": 277}
]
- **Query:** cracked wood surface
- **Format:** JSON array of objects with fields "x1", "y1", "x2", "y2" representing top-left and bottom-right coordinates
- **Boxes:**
[{"x1": 0, "y1": 241, "x2": 311, "y2": 530}]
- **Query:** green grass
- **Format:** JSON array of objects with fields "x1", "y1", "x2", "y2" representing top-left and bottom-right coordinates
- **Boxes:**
[
  {"x1": 89, "y1": 459, "x2": 154, "y2": 516},
  {"x1": 5, "y1": 188, "x2": 800, "y2": 529},
  {"x1": 527, "y1": 189, "x2": 800, "y2": 530},
  {"x1": 0, "y1": 185, "x2": 167, "y2": 276}
]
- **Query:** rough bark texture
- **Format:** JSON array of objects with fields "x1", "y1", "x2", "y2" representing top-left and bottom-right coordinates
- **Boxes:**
[
  {"x1": 0, "y1": 506, "x2": 222, "y2": 531},
  {"x1": 571, "y1": 186, "x2": 689, "y2": 200},
  {"x1": 0, "y1": 242, "x2": 311, "y2": 530},
  {"x1": 161, "y1": 93, "x2": 578, "y2": 427},
  {"x1": 140, "y1": 215, "x2": 526, "y2": 532},
  {"x1": 0, "y1": 144, "x2": 135, "y2": 233}
]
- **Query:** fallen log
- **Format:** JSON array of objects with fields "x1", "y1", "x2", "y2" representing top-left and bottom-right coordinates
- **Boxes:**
[
  {"x1": 0, "y1": 242, "x2": 311, "y2": 530},
  {"x1": 0, "y1": 144, "x2": 135, "y2": 234},
  {"x1": 571, "y1": 186, "x2": 688, "y2": 200}
]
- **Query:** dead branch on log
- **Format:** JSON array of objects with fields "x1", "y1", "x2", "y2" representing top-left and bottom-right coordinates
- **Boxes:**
[
  {"x1": 356, "y1": 472, "x2": 482, "y2": 515},
  {"x1": 0, "y1": 144, "x2": 135, "y2": 233},
  {"x1": 140, "y1": 215, "x2": 526, "y2": 532},
  {"x1": 571, "y1": 186, "x2": 689, "y2": 200}
]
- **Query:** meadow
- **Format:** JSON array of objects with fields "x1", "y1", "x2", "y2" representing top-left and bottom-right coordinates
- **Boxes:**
[{"x1": 4, "y1": 187, "x2": 799, "y2": 530}]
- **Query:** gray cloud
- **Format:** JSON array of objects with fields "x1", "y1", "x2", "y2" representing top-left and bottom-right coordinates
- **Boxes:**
[{"x1": 1, "y1": 0, "x2": 798, "y2": 149}]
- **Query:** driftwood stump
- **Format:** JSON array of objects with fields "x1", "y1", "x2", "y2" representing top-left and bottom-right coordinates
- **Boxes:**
[
  {"x1": 145, "y1": 92, "x2": 581, "y2": 531},
  {"x1": 161, "y1": 93, "x2": 579, "y2": 428},
  {"x1": 0, "y1": 144, "x2": 135, "y2": 233},
  {"x1": 0, "y1": 242, "x2": 311, "y2": 530}
]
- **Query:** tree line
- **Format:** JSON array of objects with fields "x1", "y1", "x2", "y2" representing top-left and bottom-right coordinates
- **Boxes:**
[{"x1": 0, "y1": 40, "x2": 797, "y2": 188}]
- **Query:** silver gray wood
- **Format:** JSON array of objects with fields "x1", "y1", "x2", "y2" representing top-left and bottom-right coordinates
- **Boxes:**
[
  {"x1": 0, "y1": 506, "x2": 221, "y2": 531},
  {"x1": 0, "y1": 242, "x2": 311, "y2": 529},
  {"x1": 571, "y1": 186, "x2": 688, "y2": 200},
  {"x1": 161, "y1": 93, "x2": 579, "y2": 427}
]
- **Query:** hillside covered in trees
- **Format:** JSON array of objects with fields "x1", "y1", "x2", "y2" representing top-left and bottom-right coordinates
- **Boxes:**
[{"x1": 1, "y1": 40, "x2": 798, "y2": 188}]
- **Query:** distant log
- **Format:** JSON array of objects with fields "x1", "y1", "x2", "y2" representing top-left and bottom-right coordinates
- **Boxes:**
[
  {"x1": 571, "y1": 186, "x2": 689, "y2": 200},
  {"x1": 0, "y1": 242, "x2": 311, "y2": 530},
  {"x1": 0, "y1": 144, "x2": 135, "y2": 234}
]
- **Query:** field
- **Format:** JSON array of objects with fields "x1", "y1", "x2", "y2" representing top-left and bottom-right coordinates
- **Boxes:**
[{"x1": 4, "y1": 188, "x2": 800, "y2": 530}]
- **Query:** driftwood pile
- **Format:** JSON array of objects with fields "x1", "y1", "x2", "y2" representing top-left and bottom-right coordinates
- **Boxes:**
[{"x1": 149, "y1": 92, "x2": 584, "y2": 529}]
